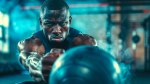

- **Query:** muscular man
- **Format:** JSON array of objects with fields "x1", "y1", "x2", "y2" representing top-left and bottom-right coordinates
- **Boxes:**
[{"x1": 17, "y1": 0, "x2": 96, "y2": 83}]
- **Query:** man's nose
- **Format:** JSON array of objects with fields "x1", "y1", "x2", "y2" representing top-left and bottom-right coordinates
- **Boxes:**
[{"x1": 52, "y1": 24, "x2": 61, "y2": 33}]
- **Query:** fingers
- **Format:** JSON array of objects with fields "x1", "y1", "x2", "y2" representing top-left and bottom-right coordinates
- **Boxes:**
[
  {"x1": 42, "y1": 65, "x2": 52, "y2": 71},
  {"x1": 41, "y1": 55, "x2": 53, "y2": 80},
  {"x1": 29, "y1": 64, "x2": 43, "y2": 82},
  {"x1": 41, "y1": 57, "x2": 57, "y2": 65},
  {"x1": 44, "y1": 52, "x2": 60, "y2": 58},
  {"x1": 40, "y1": 52, "x2": 60, "y2": 82},
  {"x1": 29, "y1": 66, "x2": 42, "y2": 77},
  {"x1": 42, "y1": 53, "x2": 59, "y2": 65},
  {"x1": 41, "y1": 65, "x2": 52, "y2": 82},
  {"x1": 27, "y1": 56, "x2": 43, "y2": 82}
]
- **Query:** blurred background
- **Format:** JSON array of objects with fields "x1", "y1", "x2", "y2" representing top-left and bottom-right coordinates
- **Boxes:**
[{"x1": 0, "y1": 0, "x2": 150, "y2": 84}]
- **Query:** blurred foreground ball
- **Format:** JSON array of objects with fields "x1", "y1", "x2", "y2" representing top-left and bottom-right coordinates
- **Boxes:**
[{"x1": 49, "y1": 46, "x2": 123, "y2": 84}]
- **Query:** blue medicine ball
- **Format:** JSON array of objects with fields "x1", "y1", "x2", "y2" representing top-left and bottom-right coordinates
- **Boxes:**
[{"x1": 49, "y1": 46, "x2": 123, "y2": 84}]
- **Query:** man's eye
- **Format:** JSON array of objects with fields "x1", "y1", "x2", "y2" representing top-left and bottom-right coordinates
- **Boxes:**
[
  {"x1": 60, "y1": 22, "x2": 68, "y2": 26},
  {"x1": 44, "y1": 23, "x2": 53, "y2": 27}
]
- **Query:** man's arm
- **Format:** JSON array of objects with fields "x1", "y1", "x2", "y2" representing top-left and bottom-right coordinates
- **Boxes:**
[
  {"x1": 18, "y1": 36, "x2": 65, "y2": 83},
  {"x1": 18, "y1": 36, "x2": 45, "y2": 82}
]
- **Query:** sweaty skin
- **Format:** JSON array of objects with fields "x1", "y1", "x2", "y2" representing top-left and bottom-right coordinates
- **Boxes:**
[
  {"x1": 18, "y1": 34, "x2": 96, "y2": 83},
  {"x1": 41, "y1": 8, "x2": 70, "y2": 42},
  {"x1": 18, "y1": 4, "x2": 97, "y2": 84}
]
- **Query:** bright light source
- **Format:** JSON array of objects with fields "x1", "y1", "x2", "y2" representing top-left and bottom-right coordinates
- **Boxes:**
[
  {"x1": 0, "y1": 11, "x2": 9, "y2": 28},
  {"x1": 3, "y1": 42, "x2": 9, "y2": 53},
  {"x1": 0, "y1": 26, "x2": 2, "y2": 38},
  {"x1": 3, "y1": 14, "x2": 9, "y2": 28},
  {"x1": 0, "y1": 11, "x2": 3, "y2": 25},
  {"x1": 0, "y1": 11, "x2": 9, "y2": 53}
]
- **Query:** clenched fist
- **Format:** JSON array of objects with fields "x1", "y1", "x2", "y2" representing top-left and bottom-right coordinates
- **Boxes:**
[{"x1": 41, "y1": 48, "x2": 65, "y2": 82}]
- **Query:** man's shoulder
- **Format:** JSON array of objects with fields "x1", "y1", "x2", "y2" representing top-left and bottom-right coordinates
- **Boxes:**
[
  {"x1": 69, "y1": 28, "x2": 81, "y2": 37},
  {"x1": 32, "y1": 30, "x2": 43, "y2": 36},
  {"x1": 69, "y1": 28, "x2": 97, "y2": 46},
  {"x1": 17, "y1": 35, "x2": 45, "y2": 54},
  {"x1": 73, "y1": 34, "x2": 97, "y2": 46}
]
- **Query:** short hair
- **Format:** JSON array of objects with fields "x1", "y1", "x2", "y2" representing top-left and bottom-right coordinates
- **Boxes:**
[{"x1": 41, "y1": 0, "x2": 69, "y2": 13}]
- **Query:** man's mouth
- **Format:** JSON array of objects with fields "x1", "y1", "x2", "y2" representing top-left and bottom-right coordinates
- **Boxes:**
[
  {"x1": 51, "y1": 36, "x2": 63, "y2": 41},
  {"x1": 52, "y1": 37, "x2": 63, "y2": 41},
  {"x1": 48, "y1": 34, "x2": 64, "y2": 41},
  {"x1": 52, "y1": 36, "x2": 62, "y2": 39}
]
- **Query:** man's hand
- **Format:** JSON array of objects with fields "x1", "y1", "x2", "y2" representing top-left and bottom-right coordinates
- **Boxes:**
[
  {"x1": 41, "y1": 48, "x2": 65, "y2": 82},
  {"x1": 23, "y1": 52, "x2": 43, "y2": 82},
  {"x1": 18, "y1": 36, "x2": 45, "y2": 82}
]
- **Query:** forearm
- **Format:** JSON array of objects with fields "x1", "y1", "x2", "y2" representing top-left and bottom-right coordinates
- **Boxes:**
[{"x1": 19, "y1": 51, "x2": 43, "y2": 82}]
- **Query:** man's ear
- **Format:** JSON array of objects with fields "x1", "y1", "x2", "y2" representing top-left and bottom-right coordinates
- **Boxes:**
[{"x1": 69, "y1": 16, "x2": 72, "y2": 24}]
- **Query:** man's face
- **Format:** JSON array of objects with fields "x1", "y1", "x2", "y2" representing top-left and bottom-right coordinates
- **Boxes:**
[{"x1": 40, "y1": 8, "x2": 71, "y2": 42}]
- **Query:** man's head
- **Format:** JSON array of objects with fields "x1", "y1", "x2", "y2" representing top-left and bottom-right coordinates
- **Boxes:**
[{"x1": 40, "y1": 0, "x2": 71, "y2": 42}]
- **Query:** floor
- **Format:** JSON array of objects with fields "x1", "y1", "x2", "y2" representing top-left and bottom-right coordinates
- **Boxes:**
[
  {"x1": 0, "y1": 71, "x2": 150, "y2": 84},
  {"x1": 0, "y1": 71, "x2": 33, "y2": 84}
]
